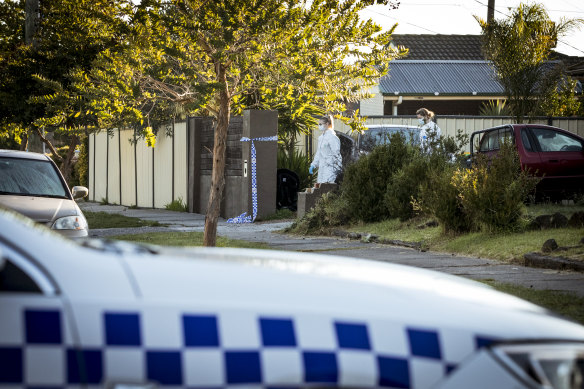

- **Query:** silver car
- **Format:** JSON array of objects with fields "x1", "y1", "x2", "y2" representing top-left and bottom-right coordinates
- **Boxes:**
[
  {"x1": 356, "y1": 124, "x2": 421, "y2": 156},
  {"x1": 0, "y1": 149, "x2": 89, "y2": 238}
]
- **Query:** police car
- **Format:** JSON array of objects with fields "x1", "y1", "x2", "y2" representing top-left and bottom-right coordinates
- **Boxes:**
[{"x1": 1, "y1": 207, "x2": 583, "y2": 389}]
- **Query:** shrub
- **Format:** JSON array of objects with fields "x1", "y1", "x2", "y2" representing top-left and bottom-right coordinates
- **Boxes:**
[
  {"x1": 386, "y1": 130, "x2": 469, "y2": 224},
  {"x1": 342, "y1": 132, "x2": 414, "y2": 222},
  {"x1": 76, "y1": 135, "x2": 89, "y2": 188},
  {"x1": 452, "y1": 142, "x2": 539, "y2": 232},
  {"x1": 385, "y1": 154, "x2": 428, "y2": 221},
  {"x1": 479, "y1": 100, "x2": 512, "y2": 116},
  {"x1": 288, "y1": 191, "x2": 351, "y2": 234},
  {"x1": 419, "y1": 143, "x2": 539, "y2": 234},
  {"x1": 0, "y1": 132, "x2": 20, "y2": 150},
  {"x1": 165, "y1": 197, "x2": 188, "y2": 212},
  {"x1": 417, "y1": 164, "x2": 471, "y2": 233}
]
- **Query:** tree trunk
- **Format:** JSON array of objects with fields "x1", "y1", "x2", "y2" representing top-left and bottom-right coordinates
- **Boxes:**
[
  {"x1": 20, "y1": 132, "x2": 28, "y2": 151},
  {"x1": 203, "y1": 65, "x2": 230, "y2": 247},
  {"x1": 60, "y1": 134, "x2": 80, "y2": 186},
  {"x1": 34, "y1": 128, "x2": 61, "y2": 160}
]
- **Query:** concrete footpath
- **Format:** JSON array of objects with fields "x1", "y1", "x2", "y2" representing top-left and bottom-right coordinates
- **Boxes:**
[{"x1": 79, "y1": 202, "x2": 584, "y2": 297}]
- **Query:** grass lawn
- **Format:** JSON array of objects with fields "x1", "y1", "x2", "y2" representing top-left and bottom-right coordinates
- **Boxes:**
[
  {"x1": 348, "y1": 202, "x2": 584, "y2": 263},
  {"x1": 483, "y1": 280, "x2": 584, "y2": 325},
  {"x1": 110, "y1": 231, "x2": 270, "y2": 249}
]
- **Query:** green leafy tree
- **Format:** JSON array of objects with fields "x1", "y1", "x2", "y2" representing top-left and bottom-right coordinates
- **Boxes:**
[
  {"x1": 538, "y1": 74, "x2": 582, "y2": 116},
  {"x1": 475, "y1": 3, "x2": 583, "y2": 122},
  {"x1": 0, "y1": 0, "x2": 135, "y2": 183},
  {"x1": 130, "y1": 0, "x2": 405, "y2": 246}
]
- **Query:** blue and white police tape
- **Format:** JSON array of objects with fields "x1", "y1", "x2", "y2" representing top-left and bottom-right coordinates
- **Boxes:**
[{"x1": 227, "y1": 135, "x2": 278, "y2": 224}]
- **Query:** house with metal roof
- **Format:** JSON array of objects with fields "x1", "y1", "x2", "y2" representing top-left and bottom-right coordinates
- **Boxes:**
[{"x1": 359, "y1": 34, "x2": 584, "y2": 116}]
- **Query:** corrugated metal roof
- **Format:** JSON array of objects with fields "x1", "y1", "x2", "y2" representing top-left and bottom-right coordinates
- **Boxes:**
[{"x1": 380, "y1": 60, "x2": 504, "y2": 96}]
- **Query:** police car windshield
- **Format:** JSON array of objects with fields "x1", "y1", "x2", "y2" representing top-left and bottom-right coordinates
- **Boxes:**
[{"x1": 0, "y1": 158, "x2": 68, "y2": 198}]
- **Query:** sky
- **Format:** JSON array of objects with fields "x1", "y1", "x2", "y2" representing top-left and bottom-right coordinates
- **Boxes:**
[{"x1": 360, "y1": 0, "x2": 584, "y2": 56}]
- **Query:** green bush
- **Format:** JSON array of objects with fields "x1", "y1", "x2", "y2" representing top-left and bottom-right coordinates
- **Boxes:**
[
  {"x1": 0, "y1": 132, "x2": 20, "y2": 150},
  {"x1": 452, "y1": 142, "x2": 539, "y2": 232},
  {"x1": 417, "y1": 164, "x2": 472, "y2": 233},
  {"x1": 420, "y1": 141, "x2": 539, "y2": 233},
  {"x1": 384, "y1": 151, "x2": 427, "y2": 221},
  {"x1": 384, "y1": 130, "x2": 468, "y2": 223},
  {"x1": 342, "y1": 133, "x2": 414, "y2": 222},
  {"x1": 76, "y1": 136, "x2": 89, "y2": 188},
  {"x1": 288, "y1": 191, "x2": 351, "y2": 234},
  {"x1": 277, "y1": 147, "x2": 315, "y2": 190},
  {"x1": 165, "y1": 197, "x2": 188, "y2": 212}
]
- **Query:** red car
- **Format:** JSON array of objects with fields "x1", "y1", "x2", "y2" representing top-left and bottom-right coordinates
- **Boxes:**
[{"x1": 470, "y1": 124, "x2": 584, "y2": 197}]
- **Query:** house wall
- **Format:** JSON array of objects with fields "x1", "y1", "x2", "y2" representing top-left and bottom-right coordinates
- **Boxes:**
[
  {"x1": 387, "y1": 99, "x2": 496, "y2": 116},
  {"x1": 359, "y1": 85, "x2": 384, "y2": 116}
]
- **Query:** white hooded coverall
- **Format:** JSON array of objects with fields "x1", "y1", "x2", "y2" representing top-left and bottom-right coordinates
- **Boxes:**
[
  {"x1": 312, "y1": 128, "x2": 342, "y2": 183},
  {"x1": 419, "y1": 121, "x2": 441, "y2": 152}
]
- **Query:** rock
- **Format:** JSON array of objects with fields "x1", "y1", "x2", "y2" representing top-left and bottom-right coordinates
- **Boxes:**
[
  {"x1": 348, "y1": 232, "x2": 361, "y2": 240},
  {"x1": 550, "y1": 212, "x2": 569, "y2": 228},
  {"x1": 568, "y1": 211, "x2": 584, "y2": 228},
  {"x1": 524, "y1": 252, "x2": 584, "y2": 272},
  {"x1": 417, "y1": 220, "x2": 438, "y2": 229},
  {"x1": 541, "y1": 238, "x2": 558, "y2": 253},
  {"x1": 331, "y1": 229, "x2": 348, "y2": 238},
  {"x1": 530, "y1": 214, "x2": 551, "y2": 230},
  {"x1": 361, "y1": 233, "x2": 379, "y2": 243}
]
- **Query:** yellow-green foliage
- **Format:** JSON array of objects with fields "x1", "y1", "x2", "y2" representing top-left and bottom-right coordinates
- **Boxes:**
[{"x1": 451, "y1": 142, "x2": 539, "y2": 232}]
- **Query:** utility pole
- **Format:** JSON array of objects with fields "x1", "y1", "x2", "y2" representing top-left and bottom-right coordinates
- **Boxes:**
[
  {"x1": 25, "y1": 0, "x2": 41, "y2": 152},
  {"x1": 25, "y1": 0, "x2": 39, "y2": 47},
  {"x1": 487, "y1": 0, "x2": 495, "y2": 24}
]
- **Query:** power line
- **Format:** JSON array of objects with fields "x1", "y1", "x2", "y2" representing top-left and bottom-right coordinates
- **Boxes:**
[
  {"x1": 472, "y1": 0, "x2": 510, "y2": 18},
  {"x1": 471, "y1": 0, "x2": 584, "y2": 55},
  {"x1": 547, "y1": 9, "x2": 584, "y2": 14},
  {"x1": 557, "y1": 39, "x2": 584, "y2": 56},
  {"x1": 360, "y1": 8, "x2": 440, "y2": 34}
]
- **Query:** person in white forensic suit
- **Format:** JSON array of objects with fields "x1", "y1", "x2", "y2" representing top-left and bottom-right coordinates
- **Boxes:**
[
  {"x1": 309, "y1": 114, "x2": 342, "y2": 184},
  {"x1": 416, "y1": 107, "x2": 441, "y2": 152}
]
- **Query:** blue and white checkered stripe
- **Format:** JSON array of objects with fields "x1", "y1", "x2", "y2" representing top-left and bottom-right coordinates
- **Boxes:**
[
  {"x1": 0, "y1": 305, "x2": 498, "y2": 388},
  {"x1": 227, "y1": 136, "x2": 278, "y2": 224}
]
